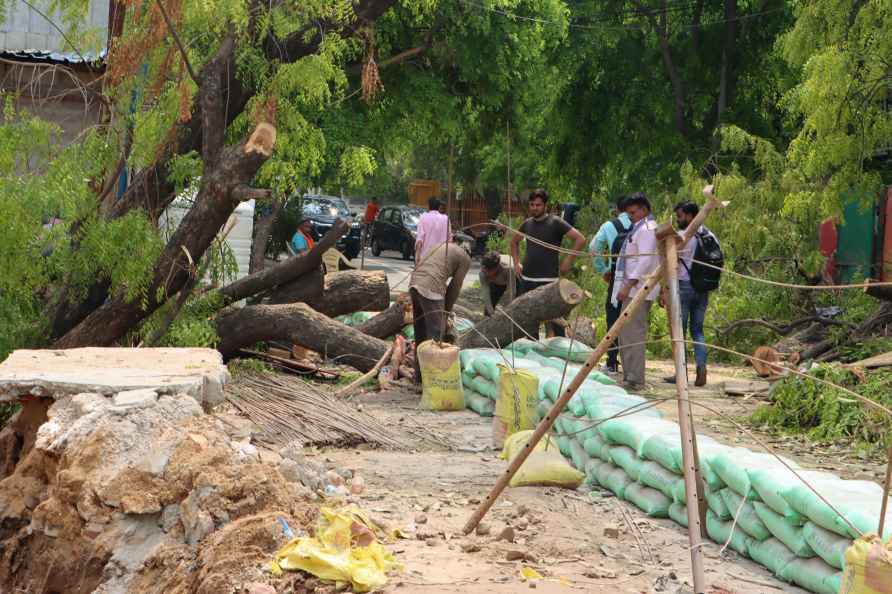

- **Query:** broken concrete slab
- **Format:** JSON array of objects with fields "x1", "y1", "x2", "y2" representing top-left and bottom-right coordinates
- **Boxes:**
[{"x1": 0, "y1": 348, "x2": 229, "y2": 406}]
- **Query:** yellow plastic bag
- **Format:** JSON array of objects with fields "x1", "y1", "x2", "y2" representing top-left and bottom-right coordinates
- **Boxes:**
[
  {"x1": 495, "y1": 366, "x2": 539, "y2": 436},
  {"x1": 500, "y1": 429, "x2": 558, "y2": 461},
  {"x1": 270, "y1": 505, "x2": 400, "y2": 592},
  {"x1": 417, "y1": 340, "x2": 465, "y2": 410},
  {"x1": 500, "y1": 429, "x2": 584, "y2": 489},
  {"x1": 840, "y1": 535, "x2": 892, "y2": 594}
]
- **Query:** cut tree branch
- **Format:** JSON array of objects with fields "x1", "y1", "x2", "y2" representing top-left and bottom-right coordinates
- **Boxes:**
[
  {"x1": 722, "y1": 316, "x2": 857, "y2": 336},
  {"x1": 54, "y1": 123, "x2": 277, "y2": 348},
  {"x1": 232, "y1": 186, "x2": 272, "y2": 202},
  {"x1": 218, "y1": 219, "x2": 348, "y2": 304},
  {"x1": 155, "y1": 0, "x2": 200, "y2": 85},
  {"x1": 215, "y1": 303, "x2": 390, "y2": 371}
]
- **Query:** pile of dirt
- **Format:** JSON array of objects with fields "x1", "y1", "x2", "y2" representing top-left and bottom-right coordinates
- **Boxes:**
[{"x1": 0, "y1": 390, "x2": 319, "y2": 594}]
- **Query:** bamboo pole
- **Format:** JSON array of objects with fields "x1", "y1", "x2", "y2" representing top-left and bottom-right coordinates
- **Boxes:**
[
  {"x1": 877, "y1": 439, "x2": 892, "y2": 537},
  {"x1": 660, "y1": 225, "x2": 706, "y2": 594},
  {"x1": 462, "y1": 189, "x2": 722, "y2": 537}
]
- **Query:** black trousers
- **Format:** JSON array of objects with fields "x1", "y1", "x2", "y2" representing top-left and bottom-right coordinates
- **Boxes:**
[
  {"x1": 605, "y1": 288, "x2": 622, "y2": 368},
  {"x1": 519, "y1": 279, "x2": 566, "y2": 337}
]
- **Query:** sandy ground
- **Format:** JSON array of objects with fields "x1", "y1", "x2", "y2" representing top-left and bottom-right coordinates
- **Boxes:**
[{"x1": 303, "y1": 358, "x2": 877, "y2": 594}]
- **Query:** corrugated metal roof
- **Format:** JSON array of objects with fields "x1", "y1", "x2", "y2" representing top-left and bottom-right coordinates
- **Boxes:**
[{"x1": 0, "y1": 48, "x2": 105, "y2": 65}]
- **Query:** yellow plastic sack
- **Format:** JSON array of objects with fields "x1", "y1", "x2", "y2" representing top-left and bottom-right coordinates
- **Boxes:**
[
  {"x1": 500, "y1": 429, "x2": 583, "y2": 489},
  {"x1": 495, "y1": 366, "x2": 539, "y2": 437},
  {"x1": 840, "y1": 535, "x2": 892, "y2": 594},
  {"x1": 417, "y1": 340, "x2": 465, "y2": 410},
  {"x1": 270, "y1": 505, "x2": 400, "y2": 592},
  {"x1": 500, "y1": 429, "x2": 558, "y2": 460}
]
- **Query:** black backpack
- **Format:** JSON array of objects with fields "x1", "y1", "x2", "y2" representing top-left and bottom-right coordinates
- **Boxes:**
[
  {"x1": 684, "y1": 228, "x2": 724, "y2": 292},
  {"x1": 608, "y1": 218, "x2": 633, "y2": 273}
]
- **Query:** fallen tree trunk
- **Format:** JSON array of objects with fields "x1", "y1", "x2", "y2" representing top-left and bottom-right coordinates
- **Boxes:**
[
  {"x1": 458, "y1": 279, "x2": 585, "y2": 349},
  {"x1": 220, "y1": 219, "x2": 348, "y2": 304},
  {"x1": 267, "y1": 270, "x2": 389, "y2": 316},
  {"x1": 356, "y1": 295, "x2": 411, "y2": 338},
  {"x1": 215, "y1": 303, "x2": 388, "y2": 371}
]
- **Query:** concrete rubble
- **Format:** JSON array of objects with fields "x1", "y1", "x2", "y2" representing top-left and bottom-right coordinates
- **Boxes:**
[{"x1": 0, "y1": 348, "x2": 362, "y2": 594}]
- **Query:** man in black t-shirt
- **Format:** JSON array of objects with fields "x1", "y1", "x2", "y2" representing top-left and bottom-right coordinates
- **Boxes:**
[{"x1": 510, "y1": 189, "x2": 586, "y2": 337}]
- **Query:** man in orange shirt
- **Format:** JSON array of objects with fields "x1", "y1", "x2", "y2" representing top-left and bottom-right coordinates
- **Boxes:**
[{"x1": 364, "y1": 197, "x2": 380, "y2": 224}]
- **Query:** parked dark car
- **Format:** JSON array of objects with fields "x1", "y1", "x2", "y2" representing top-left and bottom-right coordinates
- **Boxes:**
[
  {"x1": 370, "y1": 205, "x2": 425, "y2": 260},
  {"x1": 301, "y1": 195, "x2": 362, "y2": 259}
]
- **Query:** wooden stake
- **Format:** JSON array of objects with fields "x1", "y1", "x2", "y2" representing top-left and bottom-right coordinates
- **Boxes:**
[
  {"x1": 660, "y1": 226, "x2": 707, "y2": 594},
  {"x1": 877, "y1": 438, "x2": 892, "y2": 537},
  {"x1": 461, "y1": 190, "x2": 723, "y2": 538}
]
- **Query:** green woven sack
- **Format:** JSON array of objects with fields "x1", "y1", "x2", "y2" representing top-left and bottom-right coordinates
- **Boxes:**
[
  {"x1": 752, "y1": 501, "x2": 815, "y2": 557},
  {"x1": 625, "y1": 482, "x2": 670, "y2": 518},
  {"x1": 778, "y1": 558, "x2": 838, "y2": 594},
  {"x1": 583, "y1": 434, "x2": 612, "y2": 462},
  {"x1": 712, "y1": 449, "x2": 800, "y2": 500},
  {"x1": 597, "y1": 464, "x2": 633, "y2": 498},
  {"x1": 671, "y1": 481, "x2": 731, "y2": 520},
  {"x1": 705, "y1": 510, "x2": 752, "y2": 558},
  {"x1": 585, "y1": 459, "x2": 605, "y2": 486},
  {"x1": 465, "y1": 390, "x2": 495, "y2": 417},
  {"x1": 568, "y1": 438, "x2": 590, "y2": 472},
  {"x1": 802, "y1": 522, "x2": 851, "y2": 570},
  {"x1": 669, "y1": 503, "x2": 689, "y2": 527},
  {"x1": 748, "y1": 468, "x2": 839, "y2": 525},
  {"x1": 747, "y1": 538, "x2": 797, "y2": 578},
  {"x1": 719, "y1": 488, "x2": 772, "y2": 541},
  {"x1": 637, "y1": 460, "x2": 681, "y2": 499},
  {"x1": 609, "y1": 445, "x2": 644, "y2": 481}
]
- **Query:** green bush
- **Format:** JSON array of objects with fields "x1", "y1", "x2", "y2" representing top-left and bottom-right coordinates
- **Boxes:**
[{"x1": 751, "y1": 365, "x2": 892, "y2": 452}]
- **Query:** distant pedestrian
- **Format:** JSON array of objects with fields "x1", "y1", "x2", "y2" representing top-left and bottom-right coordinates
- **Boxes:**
[
  {"x1": 663, "y1": 199, "x2": 722, "y2": 387},
  {"x1": 290, "y1": 218, "x2": 315, "y2": 255},
  {"x1": 363, "y1": 197, "x2": 380, "y2": 225},
  {"x1": 589, "y1": 195, "x2": 632, "y2": 374},
  {"x1": 510, "y1": 188, "x2": 586, "y2": 337},
  {"x1": 409, "y1": 242, "x2": 471, "y2": 381},
  {"x1": 613, "y1": 193, "x2": 659, "y2": 391},
  {"x1": 479, "y1": 250, "x2": 518, "y2": 316},
  {"x1": 415, "y1": 198, "x2": 451, "y2": 264}
]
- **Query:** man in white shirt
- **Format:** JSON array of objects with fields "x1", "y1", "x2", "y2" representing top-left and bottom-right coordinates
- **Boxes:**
[
  {"x1": 613, "y1": 193, "x2": 660, "y2": 391},
  {"x1": 415, "y1": 198, "x2": 451, "y2": 264}
]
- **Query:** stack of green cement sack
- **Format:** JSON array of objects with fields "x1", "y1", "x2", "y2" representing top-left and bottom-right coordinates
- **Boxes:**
[{"x1": 459, "y1": 339, "x2": 892, "y2": 594}]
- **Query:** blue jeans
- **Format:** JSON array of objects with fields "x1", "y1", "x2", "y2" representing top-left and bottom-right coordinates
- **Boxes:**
[{"x1": 679, "y1": 280, "x2": 708, "y2": 368}]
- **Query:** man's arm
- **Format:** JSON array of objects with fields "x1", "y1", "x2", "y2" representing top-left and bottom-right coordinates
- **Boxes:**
[
  {"x1": 590, "y1": 222, "x2": 612, "y2": 274},
  {"x1": 560, "y1": 227, "x2": 586, "y2": 275},
  {"x1": 414, "y1": 216, "x2": 426, "y2": 263},
  {"x1": 510, "y1": 226, "x2": 523, "y2": 277},
  {"x1": 444, "y1": 253, "x2": 471, "y2": 313},
  {"x1": 479, "y1": 269, "x2": 495, "y2": 316}
]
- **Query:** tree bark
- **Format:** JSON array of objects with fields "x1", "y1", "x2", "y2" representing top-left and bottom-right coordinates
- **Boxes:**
[
  {"x1": 215, "y1": 303, "x2": 389, "y2": 371},
  {"x1": 458, "y1": 279, "x2": 585, "y2": 349},
  {"x1": 638, "y1": 0, "x2": 688, "y2": 138},
  {"x1": 356, "y1": 296, "x2": 411, "y2": 338},
  {"x1": 219, "y1": 219, "x2": 348, "y2": 304},
  {"x1": 54, "y1": 123, "x2": 277, "y2": 349},
  {"x1": 250, "y1": 193, "x2": 286, "y2": 274},
  {"x1": 866, "y1": 279, "x2": 892, "y2": 302},
  {"x1": 267, "y1": 270, "x2": 390, "y2": 317},
  {"x1": 50, "y1": 0, "x2": 398, "y2": 342}
]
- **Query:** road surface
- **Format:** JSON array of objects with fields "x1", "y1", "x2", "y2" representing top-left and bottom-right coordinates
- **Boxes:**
[{"x1": 353, "y1": 248, "x2": 481, "y2": 295}]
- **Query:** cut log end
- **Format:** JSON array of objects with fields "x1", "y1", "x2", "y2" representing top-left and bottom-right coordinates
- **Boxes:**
[
  {"x1": 245, "y1": 123, "x2": 277, "y2": 156},
  {"x1": 558, "y1": 279, "x2": 585, "y2": 305}
]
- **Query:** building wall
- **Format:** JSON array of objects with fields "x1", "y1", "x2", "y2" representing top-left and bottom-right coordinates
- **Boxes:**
[
  {"x1": 0, "y1": 0, "x2": 109, "y2": 53},
  {"x1": 0, "y1": 60, "x2": 104, "y2": 146}
]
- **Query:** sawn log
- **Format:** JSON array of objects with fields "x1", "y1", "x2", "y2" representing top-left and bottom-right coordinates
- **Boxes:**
[
  {"x1": 215, "y1": 303, "x2": 388, "y2": 371},
  {"x1": 457, "y1": 279, "x2": 585, "y2": 349},
  {"x1": 267, "y1": 270, "x2": 390, "y2": 317}
]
